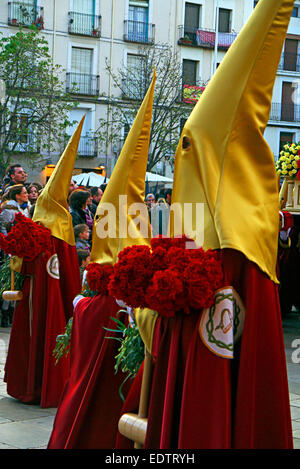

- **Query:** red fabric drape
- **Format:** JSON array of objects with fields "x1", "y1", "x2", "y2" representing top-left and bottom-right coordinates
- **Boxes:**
[
  {"x1": 47, "y1": 294, "x2": 132, "y2": 449},
  {"x1": 4, "y1": 237, "x2": 81, "y2": 408},
  {"x1": 116, "y1": 249, "x2": 293, "y2": 449}
]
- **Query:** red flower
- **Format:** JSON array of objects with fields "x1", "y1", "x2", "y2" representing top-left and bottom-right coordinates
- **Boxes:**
[
  {"x1": 86, "y1": 262, "x2": 114, "y2": 295},
  {"x1": 184, "y1": 255, "x2": 224, "y2": 310},
  {"x1": 108, "y1": 244, "x2": 153, "y2": 307},
  {"x1": 150, "y1": 235, "x2": 173, "y2": 252},
  {"x1": 0, "y1": 213, "x2": 52, "y2": 262},
  {"x1": 108, "y1": 238, "x2": 225, "y2": 317},
  {"x1": 146, "y1": 269, "x2": 185, "y2": 317},
  {"x1": 150, "y1": 246, "x2": 169, "y2": 271},
  {"x1": 165, "y1": 246, "x2": 190, "y2": 272}
]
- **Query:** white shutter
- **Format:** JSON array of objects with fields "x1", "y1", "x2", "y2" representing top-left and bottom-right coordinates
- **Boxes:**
[
  {"x1": 73, "y1": 0, "x2": 93, "y2": 14},
  {"x1": 71, "y1": 48, "x2": 93, "y2": 74}
]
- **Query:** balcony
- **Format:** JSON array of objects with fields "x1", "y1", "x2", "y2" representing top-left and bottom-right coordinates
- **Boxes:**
[
  {"x1": 66, "y1": 73, "x2": 100, "y2": 97},
  {"x1": 278, "y1": 52, "x2": 300, "y2": 73},
  {"x1": 269, "y1": 102, "x2": 300, "y2": 123},
  {"x1": 8, "y1": 132, "x2": 40, "y2": 154},
  {"x1": 182, "y1": 83, "x2": 206, "y2": 104},
  {"x1": 121, "y1": 77, "x2": 147, "y2": 101},
  {"x1": 178, "y1": 26, "x2": 237, "y2": 50},
  {"x1": 77, "y1": 135, "x2": 98, "y2": 158},
  {"x1": 8, "y1": 1, "x2": 44, "y2": 29},
  {"x1": 124, "y1": 20, "x2": 155, "y2": 44},
  {"x1": 68, "y1": 11, "x2": 101, "y2": 38},
  {"x1": 6, "y1": 66, "x2": 42, "y2": 91},
  {"x1": 62, "y1": 134, "x2": 98, "y2": 157}
]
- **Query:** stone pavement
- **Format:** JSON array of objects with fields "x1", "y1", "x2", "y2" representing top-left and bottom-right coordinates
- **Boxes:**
[{"x1": 0, "y1": 312, "x2": 300, "y2": 450}]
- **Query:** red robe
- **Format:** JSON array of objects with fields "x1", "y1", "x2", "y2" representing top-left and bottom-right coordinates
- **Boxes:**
[
  {"x1": 47, "y1": 294, "x2": 132, "y2": 449},
  {"x1": 4, "y1": 237, "x2": 81, "y2": 408},
  {"x1": 116, "y1": 249, "x2": 293, "y2": 449}
]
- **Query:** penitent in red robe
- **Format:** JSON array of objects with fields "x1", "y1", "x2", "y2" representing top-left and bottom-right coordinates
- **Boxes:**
[
  {"x1": 116, "y1": 249, "x2": 293, "y2": 449},
  {"x1": 47, "y1": 294, "x2": 132, "y2": 449},
  {"x1": 4, "y1": 237, "x2": 82, "y2": 409}
]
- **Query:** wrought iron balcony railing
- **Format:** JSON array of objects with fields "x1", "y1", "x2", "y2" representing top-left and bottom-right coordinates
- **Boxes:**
[
  {"x1": 68, "y1": 11, "x2": 101, "y2": 38},
  {"x1": 62, "y1": 134, "x2": 98, "y2": 158},
  {"x1": 77, "y1": 135, "x2": 98, "y2": 157},
  {"x1": 121, "y1": 77, "x2": 147, "y2": 101},
  {"x1": 8, "y1": 1, "x2": 44, "y2": 29},
  {"x1": 269, "y1": 102, "x2": 300, "y2": 123},
  {"x1": 178, "y1": 25, "x2": 237, "y2": 49},
  {"x1": 66, "y1": 72, "x2": 100, "y2": 96},
  {"x1": 124, "y1": 20, "x2": 155, "y2": 44},
  {"x1": 278, "y1": 52, "x2": 300, "y2": 73},
  {"x1": 7, "y1": 132, "x2": 40, "y2": 153}
]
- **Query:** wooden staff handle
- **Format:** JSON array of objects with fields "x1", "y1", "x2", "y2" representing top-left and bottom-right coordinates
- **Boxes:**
[
  {"x1": 118, "y1": 348, "x2": 153, "y2": 449},
  {"x1": 2, "y1": 269, "x2": 23, "y2": 301}
]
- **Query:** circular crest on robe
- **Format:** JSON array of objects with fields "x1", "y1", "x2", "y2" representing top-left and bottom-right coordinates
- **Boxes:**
[
  {"x1": 199, "y1": 286, "x2": 245, "y2": 359},
  {"x1": 46, "y1": 254, "x2": 60, "y2": 279}
]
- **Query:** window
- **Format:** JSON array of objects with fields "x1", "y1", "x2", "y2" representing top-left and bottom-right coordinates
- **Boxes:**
[
  {"x1": 280, "y1": 132, "x2": 295, "y2": 151},
  {"x1": 281, "y1": 81, "x2": 296, "y2": 121},
  {"x1": 123, "y1": 123, "x2": 130, "y2": 143},
  {"x1": 184, "y1": 3, "x2": 200, "y2": 32},
  {"x1": 127, "y1": 53, "x2": 144, "y2": 75},
  {"x1": 73, "y1": 0, "x2": 94, "y2": 13},
  {"x1": 69, "y1": 47, "x2": 98, "y2": 95},
  {"x1": 253, "y1": 1, "x2": 259, "y2": 8},
  {"x1": 125, "y1": 54, "x2": 146, "y2": 98},
  {"x1": 183, "y1": 2, "x2": 201, "y2": 45},
  {"x1": 283, "y1": 39, "x2": 299, "y2": 72},
  {"x1": 9, "y1": 114, "x2": 28, "y2": 144},
  {"x1": 69, "y1": 0, "x2": 101, "y2": 37},
  {"x1": 218, "y1": 8, "x2": 231, "y2": 33},
  {"x1": 292, "y1": 6, "x2": 299, "y2": 17},
  {"x1": 128, "y1": 0, "x2": 149, "y2": 42},
  {"x1": 182, "y1": 59, "x2": 197, "y2": 86},
  {"x1": 72, "y1": 47, "x2": 93, "y2": 74},
  {"x1": 9, "y1": 0, "x2": 39, "y2": 27}
]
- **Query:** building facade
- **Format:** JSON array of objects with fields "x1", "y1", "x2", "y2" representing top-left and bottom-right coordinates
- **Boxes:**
[{"x1": 0, "y1": 0, "x2": 299, "y2": 183}]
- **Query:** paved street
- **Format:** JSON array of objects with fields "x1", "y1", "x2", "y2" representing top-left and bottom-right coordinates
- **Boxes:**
[{"x1": 0, "y1": 312, "x2": 300, "y2": 450}]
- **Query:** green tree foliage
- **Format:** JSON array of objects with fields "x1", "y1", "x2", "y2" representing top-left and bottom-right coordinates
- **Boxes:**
[{"x1": 0, "y1": 27, "x2": 75, "y2": 176}]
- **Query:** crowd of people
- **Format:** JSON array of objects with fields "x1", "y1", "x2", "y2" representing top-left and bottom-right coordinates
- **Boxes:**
[{"x1": 0, "y1": 163, "x2": 172, "y2": 326}]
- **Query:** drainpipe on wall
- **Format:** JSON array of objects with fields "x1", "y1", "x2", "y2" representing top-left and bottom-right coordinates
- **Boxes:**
[
  {"x1": 52, "y1": 0, "x2": 56, "y2": 65},
  {"x1": 214, "y1": 0, "x2": 219, "y2": 74},
  {"x1": 106, "y1": 0, "x2": 115, "y2": 174},
  {"x1": 48, "y1": 0, "x2": 56, "y2": 164}
]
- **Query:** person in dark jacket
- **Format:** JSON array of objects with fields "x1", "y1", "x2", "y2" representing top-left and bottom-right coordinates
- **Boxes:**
[
  {"x1": 69, "y1": 189, "x2": 91, "y2": 227},
  {"x1": 89, "y1": 187, "x2": 103, "y2": 217}
]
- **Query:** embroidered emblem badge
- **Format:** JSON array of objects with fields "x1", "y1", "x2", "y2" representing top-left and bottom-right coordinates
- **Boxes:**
[
  {"x1": 199, "y1": 286, "x2": 245, "y2": 359},
  {"x1": 46, "y1": 254, "x2": 60, "y2": 279}
]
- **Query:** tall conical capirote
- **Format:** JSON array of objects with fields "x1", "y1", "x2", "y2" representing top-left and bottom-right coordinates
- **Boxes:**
[
  {"x1": 169, "y1": 0, "x2": 294, "y2": 283},
  {"x1": 90, "y1": 70, "x2": 156, "y2": 265},
  {"x1": 33, "y1": 116, "x2": 85, "y2": 246}
]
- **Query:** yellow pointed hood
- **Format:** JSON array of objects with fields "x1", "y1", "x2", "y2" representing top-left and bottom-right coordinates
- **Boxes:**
[
  {"x1": 33, "y1": 116, "x2": 85, "y2": 245},
  {"x1": 170, "y1": 0, "x2": 294, "y2": 283},
  {"x1": 90, "y1": 70, "x2": 156, "y2": 265}
]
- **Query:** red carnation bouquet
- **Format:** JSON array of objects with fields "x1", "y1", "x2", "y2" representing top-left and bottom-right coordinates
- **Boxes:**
[
  {"x1": 108, "y1": 235, "x2": 224, "y2": 318},
  {"x1": 0, "y1": 212, "x2": 52, "y2": 262},
  {"x1": 85, "y1": 262, "x2": 114, "y2": 296}
]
